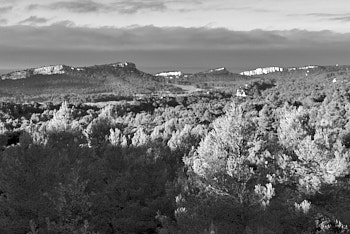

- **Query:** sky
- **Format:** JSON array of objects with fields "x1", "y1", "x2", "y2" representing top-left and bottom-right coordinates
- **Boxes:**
[{"x1": 1, "y1": 0, "x2": 350, "y2": 73}]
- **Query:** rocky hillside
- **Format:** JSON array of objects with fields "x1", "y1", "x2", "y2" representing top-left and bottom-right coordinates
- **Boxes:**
[
  {"x1": 0, "y1": 62, "x2": 175, "y2": 101},
  {"x1": 246, "y1": 65, "x2": 350, "y2": 101},
  {"x1": 0, "y1": 62, "x2": 137, "y2": 80}
]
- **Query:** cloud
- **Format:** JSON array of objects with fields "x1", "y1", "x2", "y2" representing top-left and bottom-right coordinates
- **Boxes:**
[
  {"x1": 329, "y1": 16, "x2": 350, "y2": 22},
  {"x1": 27, "y1": 0, "x2": 168, "y2": 14},
  {"x1": 0, "y1": 18, "x2": 7, "y2": 25},
  {"x1": 27, "y1": 0, "x2": 110, "y2": 13},
  {"x1": 18, "y1": 16, "x2": 49, "y2": 25},
  {"x1": 1, "y1": 25, "x2": 350, "y2": 70},
  {"x1": 0, "y1": 6, "x2": 12, "y2": 13},
  {"x1": 302, "y1": 12, "x2": 350, "y2": 22},
  {"x1": 51, "y1": 20, "x2": 76, "y2": 27},
  {"x1": 111, "y1": 0, "x2": 167, "y2": 14},
  {"x1": 50, "y1": 0, "x2": 110, "y2": 13},
  {"x1": 306, "y1": 13, "x2": 340, "y2": 17},
  {"x1": 0, "y1": 24, "x2": 350, "y2": 51}
]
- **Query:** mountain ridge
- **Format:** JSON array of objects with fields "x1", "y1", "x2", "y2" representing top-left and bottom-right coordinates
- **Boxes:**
[{"x1": 0, "y1": 62, "x2": 137, "y2": 80}]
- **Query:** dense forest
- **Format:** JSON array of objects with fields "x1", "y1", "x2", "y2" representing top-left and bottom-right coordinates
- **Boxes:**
[{"x1": 1, "y1": 66, "x2": 350, "y2": 233}]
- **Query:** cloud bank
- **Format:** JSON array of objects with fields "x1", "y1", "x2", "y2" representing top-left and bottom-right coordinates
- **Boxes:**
[
  {"x1": 305, "y1": 12, "x2": 350, "y2": 22},
  {"x1": 1, "y1": 25, "x2": 350, "y2": 50},
  {"x1": 0, "y1": 25, "x2": 349, "y2": 71},
  {"x1": 27, "y1": 0, "x2": 168, "y2": 14},
  {"x1": 0, "y1": 6, "x2": 12, "y2": 13}
]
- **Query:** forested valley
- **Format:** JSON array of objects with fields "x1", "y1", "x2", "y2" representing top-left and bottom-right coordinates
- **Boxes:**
[{"x1": 1, "y1": 67, "x2": 350, "y2": 233}]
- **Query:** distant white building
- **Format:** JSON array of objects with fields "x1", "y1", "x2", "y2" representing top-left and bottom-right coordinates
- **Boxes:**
[{"x1": 236, "y1": 88, "x2": 247, "y2": 97}]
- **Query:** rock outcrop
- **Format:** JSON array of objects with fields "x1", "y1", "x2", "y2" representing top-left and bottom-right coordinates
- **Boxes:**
[
  {"x1": 240, "y1": 67, "x2": 283, "y2": 76},
  {"x1": 207, "y1": 67, "x2": 226, "y2": 73},
  {"x1": 109, "y1": 62, "x2": 136, "y2": 68},
  {"x1": 240, "y1": 65, "x2": 319, "y2": 76},
  {"x1": 1, "y1": 71, "x2": 29, "y2": 80},
  {"x1": 155, "y1": 71, "x2": 183, "y2": 79},
  {"x1": 287, "y1": 65, "x2": 318, "y2": 71},
  {"x1": 33, "y1": 65, "x2": 66, "y2": 75}
]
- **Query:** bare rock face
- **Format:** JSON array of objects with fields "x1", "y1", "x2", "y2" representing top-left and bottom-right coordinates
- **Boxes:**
[
  {"x1": 240, "y1": 65, "x2": 319, "y2": 76},
  {"x1": 240, "y1": 67, "x2": 284, "y2": 76},
  {"x1": 1, "y1": 70, "x2": 29, "y2": 80},
  {"x1": 206, "y1": 67, "x2": 227, "y2": 73},
  {"x1": 109, "y1": 62, "x2": 136, "y2": 68},
  {"x1": 33, "y1": 65, "x2": 65, "y2": 75},
  {"x1": 287, "y1": 65, "x2": 318, "y2": 71},
  {"x1": 155, "y1": 71, "x2": 183, "y2": 79},
  {"x1": 1, "y1": 65, "x2": 67, "y2": 80}
]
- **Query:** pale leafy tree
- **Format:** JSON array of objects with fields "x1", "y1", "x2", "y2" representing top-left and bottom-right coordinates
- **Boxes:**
[
  {"x1": 0, "y1": 121, "x2": 7, "y2": 134},
  {"x1": 312, "y1": 90, "x2": 350, "y2": 146},
  {"x1": 0, "y1": 121, "x2": 8, "y2": 147},
  {"x1": 46, "y1": 101, "x2": 80, "y2": 132},
  {"x1": 84, "y1": 117, "x2": 113, "y2": 148},
  {"x1": 131, "y1": 127, "x2": 150, "y2": 147},
  {"x1": 150, "y1": 125, "x2": 164, "y2": 141},
  {"x1": 278, "y1": 105, "x2": 311, "y2": 150},
  {"x1": 109, "y1": 128, "x2": 128, "y2": 147},
  {"x1": 277, "y1": 102, "x2": 350, "y2": 194},
  {"x1": 163, "y1": 118, "x2": 178, "y2": 141},
  {"x1": 23, "y1": 102, "x2": 81, "y2": 146},
  {"x1": 294, "y1": 200, "x2": 311, "y2": 214},
  {"x1": 24, "y1": 123, "x2": 49, "y2": 145},
  {"x1": 98, "y1": 104, "x2": 117, "y2": 123},
  {"x1": 188, "y1": 103, "x2": 275, "y2": 204},
  {"x1": 167, "y1": 124, "x2": 205, "y2": 151},
  {"x1": 30, "y1": 113, "x2": 40, "y2": 124},
  {"x1": 254, "y1": 183, "x2": 275, "y2": 208},
  {"x1": 293, "y1": 136, "x2": 350, "y2": 194},
  {"x1": 167, "y1": 124, "x2": 192, "y2": 151}
]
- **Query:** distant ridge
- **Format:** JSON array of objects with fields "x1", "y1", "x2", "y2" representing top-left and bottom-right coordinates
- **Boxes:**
[
  {"x1": 0, "y1": 61, "x2": 178, "y2": 100},
  {"x1": 0, "y1": 62, "x2": 136, "y2": 80}
]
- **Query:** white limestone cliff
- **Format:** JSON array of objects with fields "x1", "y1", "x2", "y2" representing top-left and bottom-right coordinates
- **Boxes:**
[
  {"x1": 287, "y1": 65, "x2": 318, "y2": 71},
  {"x1": 240, "y1": 65, "x2": 319, "y2": 76},
  {"x1": 155, "y1": 71, "x2": 183, "y2": 79},
  {"x1": 110, "y1": 62, "x2": 136, "y2": 68},
  {"x1": 240, "y1": 67, "x2": 283, "y2": 76},
  {"x1": 1, "y1": 71, "x2": 29, "y2": 80},
  {"x1": 33, "y1": 65, "x2": 65, "y2": 75},
  {"x1": 207, "y1": 67, "x2": 226, "y2": 73}
]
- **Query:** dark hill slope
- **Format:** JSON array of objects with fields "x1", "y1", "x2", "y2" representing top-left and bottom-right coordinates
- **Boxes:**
[
  {"x1": 172, "y1": 67, "x2": 254, "y2": 92},
  {"x1": 0, "y1": 63, "x2": 171, "y2": 100},
  {"x1": 254, "y1": 65, "x2": 350, "y2": 101}
]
